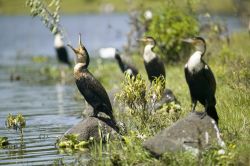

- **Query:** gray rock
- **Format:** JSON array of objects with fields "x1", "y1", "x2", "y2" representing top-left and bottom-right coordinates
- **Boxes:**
[
  {"x1": 143, "y1": 111, "x2": 225, "y2": 157},
  {"x1": 60, "y1": 116, "x2": 120, "y2": 142}
]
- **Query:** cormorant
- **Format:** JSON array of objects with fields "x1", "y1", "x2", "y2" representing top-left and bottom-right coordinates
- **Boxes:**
[
  {"x1": 54, "y1": 33, "x2": 72, "y2": 67},
  {"x1": 138, "y1": 36, "x2": 179, "y2": 107},
  {"x1": 138, "y1": 36, "x2": 166, "y2": 83},
  {"x1": 99, "y1": 47, "x2": 138, "y2": 77},
  {"x1": 67, "y1": 34, "x2": 115, "y2": 122},
  {"x1": 114, "y1": 49, "x2": 138, "y2": 77},
  {"x1": 183, "y1": 37, "x2": 219, "y2": 124}
]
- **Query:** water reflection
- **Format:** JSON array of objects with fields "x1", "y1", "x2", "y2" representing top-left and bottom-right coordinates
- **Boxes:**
[{"x1": 56, "y1": 83, "x2": 65, "y2": 115}]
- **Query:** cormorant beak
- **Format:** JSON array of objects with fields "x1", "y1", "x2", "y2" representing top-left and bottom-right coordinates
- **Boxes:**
[
  {"x1": 78, "y1": 33, "x2": 84, "y2": 47},
  {"x1": 137, "y1": 38, "x2": 147, "y2": 42},
  {"x1": 67, "y1": 33, "x2": 85, "y2": 55},
  {"x1": 67, "y1": 44, "x2": 77, "y2": 53},
  {"x1": 181, "y1": 38, "x2": 195, "y2": 44}
]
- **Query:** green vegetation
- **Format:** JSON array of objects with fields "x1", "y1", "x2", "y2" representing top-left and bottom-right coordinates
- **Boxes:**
[
  {"x1": 0, "y1": 136, "x2": 9, "y2": 147},
  {"x1": 26, "y1": 0, "x2": 62, "y2": 35},
  {"x1": 146, "y1": 5, "x2": 199, "y2": 62},
  {"x1": 5, "y1": 113, "x2": 26, "y2": 134},
  {"x1": 57, "y1": 134, "x2": 91, "y2": 151}
]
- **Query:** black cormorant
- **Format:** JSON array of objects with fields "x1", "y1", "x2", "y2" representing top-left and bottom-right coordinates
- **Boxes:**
[
  {"x1": 114, "y1": 49, "x2": 138, "y2": 77},
  {"x1": 138, "y1": 36, "x2": 166, "y2": 83},
  {"x1": 67, "y1": 34, "x2": 115, "y2": 122},
  {"x1": 54, "y1": 33, "x2": 72, "y2": 67},
  {"x1": 183, "y1": 37, "x2": 219, "y2": 124}
]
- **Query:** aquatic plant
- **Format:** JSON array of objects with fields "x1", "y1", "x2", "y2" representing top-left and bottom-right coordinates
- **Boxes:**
[
  {"x1": 57, "y1": 134, "x2": 91, "y2": 151},
  {"x1": 5, "y1": 113, "x2": 26, "y2": 134},
  {"x1": 0, "y1": 137, "x2": 9, "y2": 147}
]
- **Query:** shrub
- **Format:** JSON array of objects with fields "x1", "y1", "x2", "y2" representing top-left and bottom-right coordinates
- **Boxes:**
[{"x1": 146, "y1": 6, "x2": 199, "y2": 62}]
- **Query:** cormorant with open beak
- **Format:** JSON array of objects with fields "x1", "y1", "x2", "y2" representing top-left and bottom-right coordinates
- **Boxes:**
[
  {"x1": 67, "y1": 34, "x2": 115, "y2": 122},
  {"x1": 54, "y1": 33, "x2": 72, "y2": 67},
  {"x1": 114, "y1": 49, "x2": 138, "y2": 77},
  {"x1": 183, "y1": 37, "x2": 219, "y2": 124},
  {"x1": 138, "y1": 36, "x2": 165, "y2": 83}
]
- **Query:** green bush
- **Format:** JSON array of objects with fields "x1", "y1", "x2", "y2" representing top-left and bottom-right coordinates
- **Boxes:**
[{"x1": 147, "y1": 6, "x2": 199, "y2": 62}]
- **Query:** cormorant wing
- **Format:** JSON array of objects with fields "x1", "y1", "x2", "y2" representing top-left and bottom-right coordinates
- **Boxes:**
[
  {"x1": 203, "y1": 64, "x2": 216, "y2": 94},
  {"x1": 184, "y1": 64, "x2": 191, "y2": 84},
  {"x1": 84, "y1": 72, "x2": 113, "y2": 111},
  {"x1": 124, "y1": 62, "x2": 138, "y2": 75},
  {"x1": 157, "y1": 56, "x2": 166, "y2": 78}
]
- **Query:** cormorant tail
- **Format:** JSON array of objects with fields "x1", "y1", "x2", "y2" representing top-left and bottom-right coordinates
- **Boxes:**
[{"x1": 207, "y1": 106, "x2": 219, "y2": 125}]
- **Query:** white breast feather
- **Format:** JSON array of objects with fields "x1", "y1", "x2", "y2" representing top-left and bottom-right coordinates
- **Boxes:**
[
  {"x1": 125, "y1": 69, "x2": 133, "y2": 75},
  {"x1": 187, "y1": 51, "x2": 204, "y2": 73},
  {"x1": 143, "y1": 44, "x2": 156, "y2": 63},
  {"x1": 74, "y1": 63, "x2": 84, "y2": 73},
  {"x1": 54, "y1": 34, "x2": 64, "y2": 48}
]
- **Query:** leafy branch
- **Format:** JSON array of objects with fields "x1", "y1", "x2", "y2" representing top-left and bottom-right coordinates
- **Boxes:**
[{"x1": 26, "y1": 0, "x2": 64, "y2": 35}]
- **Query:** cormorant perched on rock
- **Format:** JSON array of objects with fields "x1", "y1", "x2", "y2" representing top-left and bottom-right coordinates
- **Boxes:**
[
  {"x1": 114, "y1": 49, "x2": 138, "y2": 77},
  {"x1": 67, "y1": 34, "x2": 115, "y2": 122},
  {"x1": 54, "y1": 33, "x2": 72, "y2": 67},
  {"x1": 183, "y1": 37, "x2": 219, "y2": 124},
  {"x1": 138, "y1": 36, "x2": 165, "y2": 83}
]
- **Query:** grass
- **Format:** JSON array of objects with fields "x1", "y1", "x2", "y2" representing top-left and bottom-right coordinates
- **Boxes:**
[{"x1": 0, "y1": 0, "x2": 249, "y2": 15}]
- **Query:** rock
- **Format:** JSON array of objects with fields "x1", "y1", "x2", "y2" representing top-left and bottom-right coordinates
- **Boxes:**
[
  {"x1": 143, "y1": 111, "x2": 225, "y2": 157},
  {"x1": 154, "y1": 88, "x2": 179, "y2": 110},
  {"x1": 60, "y1": 116, "x2": 120, "y2": 142}
]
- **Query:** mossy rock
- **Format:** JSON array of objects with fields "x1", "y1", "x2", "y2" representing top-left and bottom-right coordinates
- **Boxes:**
[{"x1": 60, "y1": 116, "x2": 120, "y2": 142}]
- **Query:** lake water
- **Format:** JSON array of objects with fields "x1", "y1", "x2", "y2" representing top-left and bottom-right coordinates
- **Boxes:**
[{"x1": 0, "y1": 13, "x2": 244, "y2": 165}]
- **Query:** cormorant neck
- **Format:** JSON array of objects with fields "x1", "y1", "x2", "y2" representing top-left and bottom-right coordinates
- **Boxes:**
[
  {"x1": 143, "y1": 44, "x2": 156, "y2": 63},
  {"x1": 194, "y1": 44, "x2": 206, "y2": 56},
  {"x1": 75, "y1": 47, "x2": 90, "y2": 67},
  {"x1": 74, "y1": 63, "x2": 88, "y2": 72},
  {"x1": 54, "y1": 34, "x2": 64, "y2": 48},
  {"x1": 115, "y1": 54, "x2": 125, "y2": 71}
]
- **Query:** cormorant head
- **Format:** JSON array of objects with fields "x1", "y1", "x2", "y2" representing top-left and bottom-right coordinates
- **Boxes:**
[
  {"x1": 182, "y1": 37, "x2": 206, "y2": 55},
  {"x1": 114, "y1": 49, "x2": 121, "y2": 60},
  {"x1": 67, "y1": 33, "x2": 90, "y2": 67},
  {"x1": 138, "y1": 36, "x2": 156, "y2": 48},
  {"x1": 54, "y1": 33, "x2": 64, "y2": 48}
]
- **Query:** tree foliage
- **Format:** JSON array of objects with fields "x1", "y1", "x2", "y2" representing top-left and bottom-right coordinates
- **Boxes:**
[
  {"x1": 146, "y1": 6, "x2": 199, "y2": 62},
  {"x1": 26, "y1": 0, "x2": 63, "y2": 35}
]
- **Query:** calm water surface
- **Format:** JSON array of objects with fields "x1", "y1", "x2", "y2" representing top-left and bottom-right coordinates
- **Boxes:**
[{"x1": 0, "y1": 14, "x2": 244, "y2": 165}]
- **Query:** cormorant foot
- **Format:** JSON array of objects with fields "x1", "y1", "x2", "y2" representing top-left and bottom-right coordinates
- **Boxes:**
[
  {"x1": 200, "y1": 111, "x2": 207, "y2": 119},
  {"x1": 90, "y1": 114, "x2": 98, "y2": 118}
]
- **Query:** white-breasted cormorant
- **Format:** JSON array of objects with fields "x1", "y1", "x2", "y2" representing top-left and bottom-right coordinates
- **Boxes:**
[
  {"x1": 138, "y1": 36, "x2": 166, "y2": 83},
  {"x1": 138, "y1": 36, "x2": 179, "y2": 107},
  {"x1": 67, "y1": 34, "x2": 115, "y2": 122},
  {"x1": 54, "y1": 33, "x2": 72, "y2": 67},
  {"x1": 183, "y1": 37, "x2": 219, "y2": 124},
  {"x1": 114, "y1": 49, "x2": 138, "y2": 77}
]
